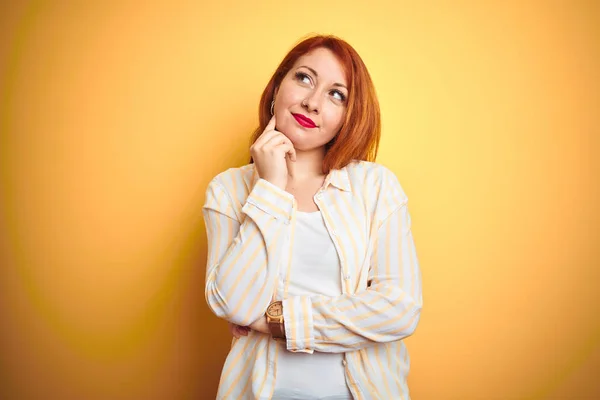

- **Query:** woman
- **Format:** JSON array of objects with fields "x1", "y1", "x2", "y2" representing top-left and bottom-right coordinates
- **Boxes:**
[{"x1": 203, "y1": 34, "x2": 423, "y2": 400}]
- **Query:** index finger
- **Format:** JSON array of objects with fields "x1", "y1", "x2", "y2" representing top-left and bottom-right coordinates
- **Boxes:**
[{"x1": 264, "y1": 115, "x2": 276, "y2": 132}]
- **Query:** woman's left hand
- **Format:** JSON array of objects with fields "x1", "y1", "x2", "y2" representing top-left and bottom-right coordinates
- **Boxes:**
[
  {"x1": 249, "y1": 315, "x2": 270, "y2": 334},
  {"x1": 229, "y1": 323, "x2": 250, "y2": 339}
]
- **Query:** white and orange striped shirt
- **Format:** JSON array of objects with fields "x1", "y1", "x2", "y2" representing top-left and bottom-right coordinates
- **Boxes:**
[{"x1": 203, "y1": 160, "x2": 423, "y2": 399}]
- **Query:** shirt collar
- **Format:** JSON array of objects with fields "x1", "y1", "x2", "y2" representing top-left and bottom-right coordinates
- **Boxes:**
[
  {"x1": 323, "y1": 167, "x2": 352, "y2": 192},
  {"x1": 250, "y1": 164, "x2": 352, "y2": 192}
]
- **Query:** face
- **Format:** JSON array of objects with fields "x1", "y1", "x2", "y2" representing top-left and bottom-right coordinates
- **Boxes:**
[{"x1": 272, "y1": 47, "x2": 348, "y2": 151}]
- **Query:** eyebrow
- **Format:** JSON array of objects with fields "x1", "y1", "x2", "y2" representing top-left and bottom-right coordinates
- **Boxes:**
[{"x1": 298, "y1": 65, "x2": 348, "y2": 90}]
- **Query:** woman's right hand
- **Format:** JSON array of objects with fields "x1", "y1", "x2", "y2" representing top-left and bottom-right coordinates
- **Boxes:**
[{"x1": 250, "y1": 115, "x2": 296, "y2": 191}]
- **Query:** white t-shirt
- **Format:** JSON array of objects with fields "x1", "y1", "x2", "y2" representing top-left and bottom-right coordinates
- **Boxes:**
[{"x1": 273, "y1": 211, "x2": 352, "y2": 400}]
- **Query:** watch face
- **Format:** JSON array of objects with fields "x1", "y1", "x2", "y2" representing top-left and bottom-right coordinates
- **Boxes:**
[{"x1": 268, "y1": 302, "x2": 282, "y2": 317}]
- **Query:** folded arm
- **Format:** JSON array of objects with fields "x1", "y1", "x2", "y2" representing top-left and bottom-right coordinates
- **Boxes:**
[
  {"x1": 282, "y1": 171, "x2": 423, "y2": 353},
  {"x1": 203, "y1": 177, "x2": 293, "y2": 326}
]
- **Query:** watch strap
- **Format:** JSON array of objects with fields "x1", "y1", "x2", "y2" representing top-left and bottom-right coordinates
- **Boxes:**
[{"x1": 269, "y1": 320, "x2": 286, "y2": 340}]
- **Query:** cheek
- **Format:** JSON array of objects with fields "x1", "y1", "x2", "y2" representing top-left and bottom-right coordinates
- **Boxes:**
[
  {"x1": 324, "y1": 107, "x2": 346, "y2": 131},
  {"x1": 277, "y1": 81, "x2": 302, "y2": 103}
]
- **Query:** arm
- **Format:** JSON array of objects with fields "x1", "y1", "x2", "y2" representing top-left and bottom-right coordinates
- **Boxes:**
[
  {"x1": 203, "y1": 177, "x2": 294, "y2": 326},
  {"x1": 282, "y1": 174, "x2": 423, "y2": 353}
]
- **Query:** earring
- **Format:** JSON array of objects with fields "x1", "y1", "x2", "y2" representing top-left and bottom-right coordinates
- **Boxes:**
[{"x1": 270, "y1": 100, "x2": 275, "y2": 116}]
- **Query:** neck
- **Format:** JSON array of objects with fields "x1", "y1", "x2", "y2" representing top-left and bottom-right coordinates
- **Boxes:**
[{"x1": 287, "y1": 146, "x2": 326, "y2": 181}]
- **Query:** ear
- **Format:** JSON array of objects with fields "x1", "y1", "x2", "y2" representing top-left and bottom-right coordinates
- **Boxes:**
[{"x1": 273, "y1": 85, "x2": 279, "y2": 99}]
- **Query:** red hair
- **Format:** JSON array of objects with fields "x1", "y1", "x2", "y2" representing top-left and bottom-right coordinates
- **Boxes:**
[{"x1": 249, "y1": 34, "x2": 381, "y2": 174}]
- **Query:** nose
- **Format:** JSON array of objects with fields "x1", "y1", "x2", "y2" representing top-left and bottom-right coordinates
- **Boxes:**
[{"x1": 302, "y1": 91, "x2": 321, "y2": 114}]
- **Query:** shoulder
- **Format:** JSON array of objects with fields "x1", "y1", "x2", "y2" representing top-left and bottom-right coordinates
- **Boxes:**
[
  {"x1": 344, "y1": 160, "x2": 408, "y2": 203},
  {"x1": 204, "y1": 164, "x2": 256, "y2": 217},
  {"x1": 207, "y1": 163, "x2": 255, "y2": 194}
]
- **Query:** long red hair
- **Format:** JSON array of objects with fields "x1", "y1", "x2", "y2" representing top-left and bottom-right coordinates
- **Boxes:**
[{"x1": 249, "y1": 34, "x2": 381, "y2": 174}]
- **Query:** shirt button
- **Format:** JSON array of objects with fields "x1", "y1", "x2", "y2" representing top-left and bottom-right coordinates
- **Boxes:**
[
  {"x1": 344, "y1": 274, "x2": 351, "y2": 280},
  {"x1": 331, "y1": 230, "x2": 337, "y2": 236},
  {"x1": 342, "y1": 359, "x2": 347, "y2": 366}
]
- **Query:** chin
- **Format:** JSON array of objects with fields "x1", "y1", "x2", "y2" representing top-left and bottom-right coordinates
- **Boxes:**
[{"x1": 293, "y1": 138, "x2": 329, "y2": 152}]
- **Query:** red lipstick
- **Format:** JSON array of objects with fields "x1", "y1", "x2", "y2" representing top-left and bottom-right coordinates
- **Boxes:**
[{"x1": 292, "y1": 113, "x2": 317, "y2": 128}]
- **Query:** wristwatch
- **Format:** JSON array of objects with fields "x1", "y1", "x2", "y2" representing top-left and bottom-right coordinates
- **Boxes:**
[{"x1": 266, "y1": 301, "x2": 286, "y2": 341}]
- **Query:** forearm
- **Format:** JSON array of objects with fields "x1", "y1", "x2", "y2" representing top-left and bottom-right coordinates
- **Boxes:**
[{"x1": 283, "y1": 285, "x2": 422, "y2": 353}]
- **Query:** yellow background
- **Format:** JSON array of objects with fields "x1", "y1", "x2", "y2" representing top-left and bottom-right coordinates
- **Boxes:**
[{"x1": 1, "y1": 1, "x2": 598, "y2": 399}]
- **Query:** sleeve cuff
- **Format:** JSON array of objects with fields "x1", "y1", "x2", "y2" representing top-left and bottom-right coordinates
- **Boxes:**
[
  {"x1": 242, "y1": 178, "x2": 295, "y2": 223},
  {"x1": 282, "y1": 296, "x2": 314, "y2": 354}
]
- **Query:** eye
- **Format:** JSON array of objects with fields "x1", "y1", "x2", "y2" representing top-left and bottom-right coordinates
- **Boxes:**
[
  {"x1": 331, "y1": 89, "x2": 347, "y2": 102},
  {"x1": 294, "y1": 71, "x2": 312, "y2": 85}
]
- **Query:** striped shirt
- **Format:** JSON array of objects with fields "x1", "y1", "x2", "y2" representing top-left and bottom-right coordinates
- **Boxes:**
[{"x1": 203, "y1": 160, "x2": 423, "y2": 399}]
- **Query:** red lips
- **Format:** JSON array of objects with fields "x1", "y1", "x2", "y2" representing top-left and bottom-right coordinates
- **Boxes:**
[{"x1": 292, "y1": 113, "x2": 317, "y2": 128}]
